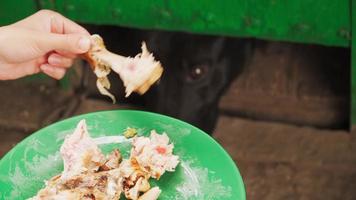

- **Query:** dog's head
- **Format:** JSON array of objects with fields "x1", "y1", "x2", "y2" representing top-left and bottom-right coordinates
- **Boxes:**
[{"x1": 144, "y1": 32, "x2": 251, "y2": 133}]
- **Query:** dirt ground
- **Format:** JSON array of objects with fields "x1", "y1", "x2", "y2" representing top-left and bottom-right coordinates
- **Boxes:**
[{"x1": 0, "y1": 41, "x2": 355, "y2": 199}]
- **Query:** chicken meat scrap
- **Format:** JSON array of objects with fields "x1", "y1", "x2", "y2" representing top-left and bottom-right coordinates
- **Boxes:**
[
  {"x1": 59, "y1": 120, "x2": 106, "y2": 181},
  {"x1": 130, "y1": 131, "x2": 180, "y2": 179},
  {"x1": 82, "y1": 34, "x2": 163, "y2": 103},
  {"x1": 118, "y1": 131, "x2": 179, "y2": 199},
  {"x1": 29, "y1": 120, "x2": 179, "y2": 200},
  {"x1": 29, "y1": 120, "x2": 123, "y2": 200}
]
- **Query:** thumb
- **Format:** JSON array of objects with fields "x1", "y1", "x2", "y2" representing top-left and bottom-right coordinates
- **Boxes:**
[{"x1": 35, "y1": 33, "x2": 91, "y2": 54}]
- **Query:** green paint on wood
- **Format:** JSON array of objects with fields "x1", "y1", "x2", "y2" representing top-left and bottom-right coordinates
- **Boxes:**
[
  {"x1": 351, "y1": 0, "x2": 356, "y2": 126},
  {"x1": 36, "y1": 0, "x2": 350, "y2": 47},
  {"x1": 0, "y1": 0, "x2": 38, "y2": 25},
  {"x1": 0, "y1": 1, "x2": 351, "y2": 47}
]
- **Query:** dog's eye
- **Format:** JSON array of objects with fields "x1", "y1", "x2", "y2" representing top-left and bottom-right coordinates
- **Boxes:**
[{"x1": 187, "y1": 64, "x2": 208, "y2": 81}]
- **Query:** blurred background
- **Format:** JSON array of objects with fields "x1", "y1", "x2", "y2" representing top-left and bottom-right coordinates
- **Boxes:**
[{"x1": 0, "y1": 1, "x2": 355, "y2": 199}]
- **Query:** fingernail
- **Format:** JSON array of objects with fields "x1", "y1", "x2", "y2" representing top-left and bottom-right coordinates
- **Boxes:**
[{"x1": 78, "y1": 36, "x2": 90, "y2": 51}]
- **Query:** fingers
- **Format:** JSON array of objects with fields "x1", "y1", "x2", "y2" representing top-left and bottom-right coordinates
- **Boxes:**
[
  {"x1": 48, "y1": 53, "x2": 74, "y2": 68},
  {"x1": 36, "y1": 32, "x2": 91, "y2": 54},
  {"x1": 49, "y1": 11, "x2": 90, "y2": 35},
  {"x1": 13, "y1": 9, "x2": 90, "y2": 36},
  {"x1": 44, "y1": 52, "x2": 74, "y2": 80},
  {"x1": 0, "y1": 56, "x2": 68, "y2": 80},
  {"x1": 53, "y1": 50, "x2": 76, "y2": 59},
  {"x1": 50, "y1": 15, "x2": 64, "y2": 34},
  {"x1": 41, "y1": 53, "x2": 71, "y2": 80},
  {"x1": 10, "y1": 9, "x2": 91, "y2": 59},
  {"x1": 40, "y1": 64, "x2": 66, "y2": 80}
]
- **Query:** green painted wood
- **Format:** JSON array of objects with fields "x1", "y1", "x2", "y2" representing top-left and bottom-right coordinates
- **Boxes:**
[
  {"x1": 0, "y1": 0, "x2": 351, "y2": 47},
  {"x1": 351, "y1": 0, "x2": 356, "y2": 128},
  {"x1": 0, "y1": 0, "x2": 38, "y2": 26},
  {"x1": 36, "y1": 0, "x2": 350, "y2": 47}
]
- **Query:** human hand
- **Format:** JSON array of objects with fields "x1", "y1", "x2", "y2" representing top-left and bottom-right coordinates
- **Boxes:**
[{"x1": 0, "y1": 9, "x2": 91, "y2": 80}]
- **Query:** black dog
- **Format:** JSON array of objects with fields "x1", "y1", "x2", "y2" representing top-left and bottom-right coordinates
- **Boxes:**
[{"x1": 143, "y1": 31, "x2": 251, "y2": 134}]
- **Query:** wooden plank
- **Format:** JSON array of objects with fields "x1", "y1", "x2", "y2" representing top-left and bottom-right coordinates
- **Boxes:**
[
  {"x1": 0, "y1": 0, "x2": 37, "y2": 25},
  {"x1": 213, "y1": 116, "x2": 356, "y2": 165},
  {"x1": 37, "y1": 0, "x2": 352, "y2": 47},
  {"x1": 219, "y1": 41, "x2": 349, "y2": 128},
  {"x1": 220, "y1": 89, "x2": 348, "y2": 128}
]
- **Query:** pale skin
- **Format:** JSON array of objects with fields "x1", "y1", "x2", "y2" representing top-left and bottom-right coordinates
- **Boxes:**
[{"x1": 0, "y1": 9, "x2": 91, "y2": 80}]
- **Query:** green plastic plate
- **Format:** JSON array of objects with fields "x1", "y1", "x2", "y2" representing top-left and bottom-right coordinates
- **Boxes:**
[{"x1": 0, "y1": 110, "x2": 245, "y2": 200}]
